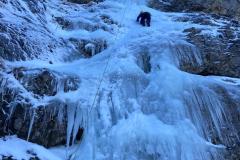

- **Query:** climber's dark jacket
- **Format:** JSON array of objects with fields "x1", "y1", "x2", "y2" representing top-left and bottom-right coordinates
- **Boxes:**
[{"x1": 136, "y1": 12, "x2": 151, "y2": 27}]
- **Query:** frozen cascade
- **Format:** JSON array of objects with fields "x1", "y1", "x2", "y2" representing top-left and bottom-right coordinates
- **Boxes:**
[
  {"x1": 2, "y1": 0, "x2": 239, "y2": 159},
  {"x1": 55, "y1": 1, "x2": 237, "y2": 160},
  {"x1": 65, "y1": 39, "x2": 229, "y2": 158}
]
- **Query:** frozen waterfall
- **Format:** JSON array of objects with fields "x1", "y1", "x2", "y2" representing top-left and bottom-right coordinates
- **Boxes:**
[
  {"x1": 62, "y1": 2, "x2": 234, "y2": 159},
  {"x1": 3, "y1": 0, "x2": 239, "y2": 159}
]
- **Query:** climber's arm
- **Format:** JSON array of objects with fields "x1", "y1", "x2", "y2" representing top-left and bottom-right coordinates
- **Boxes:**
[{"x1": 136, "y1": 13, "x2": 141, "y2": 22}]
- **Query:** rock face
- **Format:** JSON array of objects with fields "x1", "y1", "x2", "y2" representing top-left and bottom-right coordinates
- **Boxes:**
[
  {"x1": 0, "y1": 0, "x2": 58, "y2": 61},
  {"x1": 0, "y1": 0, "x2": 114, "y2": 149},
  {"x1": 3, "y1": 102, "x2": 67, "y2": 148},
  {"x1": 176, "y1": 16, "x2": 240, "y2": 160},
  {"x1": 177, "y1": 13, "x2": 240, "y2": 78},
  {"x1": 214, "y1": 84, "x2": 240, "y2": 160},
  {"x1": 148, "y1": 1, "x2": 240, "y2": 78},
  {"x1": 0, "y1": 0, "x2": 111, "y2": 62},
  {"x1": 27, "y1": 0, "x2": 46, "y2": 14},
  {"x1": 149, "y1": 0, "x2": 240, "y2": 20},
  {"x1": 0, "y1": 68, "x2": 80, "y2": 147},
  {"x1": 0, "y1": 23, "x2": 35, "y2": 61},
  {"x1": 183, "y1": 81, "x2": 239, "y2": 139},
  {"x1": 12, "y1": 68, "x2": 80, "y2": 96}
]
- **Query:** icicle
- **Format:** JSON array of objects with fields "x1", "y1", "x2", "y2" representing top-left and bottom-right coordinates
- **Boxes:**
[
  {"x1": 67, "y1": 103, "x2": 76, "y2": 148},
  {"x1": 27, "y1": 108, "x2": 35, "y2": 141},
  {"x1": 23, "y1": 108, "x2": 27, "y2": 121},
  {"x1": 184, "y1": 84, "x2": 236, "y2": 146},
  {"x1": 71, "y1": 104, "x2": 82, "y2": 145},
  {"x1": 57, "y1": 103, "x2": 65, "y2": 123}
]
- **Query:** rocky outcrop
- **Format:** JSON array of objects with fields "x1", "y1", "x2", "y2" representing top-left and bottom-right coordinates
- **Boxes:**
[
  {"x1": 55, "y1": 12, "x2": 117, "y2": 32},
  {"x1": 1, "y1": 101, "x2": 67, "y2": 148},
  {"x1": 70, "y1": 38, "x2": 107, "y2": 57},
  {"x1": 27, "y1": 0, "x2": 47, "y2": 14},
  {"x1": 12, "y1": 68, "x2": 80, "y2": 96},
  {"x1": 0, "y1": 68, "x2": 80, "y2": 147},
  {"x1": 148, "y1": 0, "x2": 240, "y2": 20},
  {"x1": 0, "y1": 23, "x2": 36, "y2": 61},
  {"x1": 55, "y1": 16, "x2": 109, "y2": 32},
  {"x1": 0, "y1": 0, "x2": 112, "y2": 61},
  {"x1": 1, "y1": 155, "x2": 41, "y2": 160},
  {"x1": 148, "y1": 2, "x2": 240, "y2": 78},
  {"x1": 0, "y1": 0, "x2": 59, "y2": 61},
  {"x1": 179, "y1": 14, "x2": 240, "y2": 78},
  {"x1": 171, "y1": 12, "x2": 240, "y2": 159},
  {"x1": 0, "y1": 0, "x2": 113, "y2": 149},
  {"x1": 212, "y1": 83, "x2": 240, "y2": 160}
]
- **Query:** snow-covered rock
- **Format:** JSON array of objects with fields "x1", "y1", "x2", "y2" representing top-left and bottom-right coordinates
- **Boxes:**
[
  {"x1": 0, "y1": 136, "x2": 63, "y2": 160},
  {"x1": 149, "y1": 0, "x2": 240, "y2": 20}
]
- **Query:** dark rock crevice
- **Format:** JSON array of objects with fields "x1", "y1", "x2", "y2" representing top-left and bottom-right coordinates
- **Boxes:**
[{"x1": 136, "y1": 52, "x2": 151, "y2": 74}]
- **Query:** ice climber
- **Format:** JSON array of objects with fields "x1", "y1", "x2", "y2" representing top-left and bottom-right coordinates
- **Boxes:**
[{"x1": 136, "y1": 11, "x2": 151, "y2": 27}]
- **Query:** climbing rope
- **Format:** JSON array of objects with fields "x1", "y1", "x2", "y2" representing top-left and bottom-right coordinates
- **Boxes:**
[
  {"x1": 89, "y1": 3, "x2": 129, "y2": 159},
  {"x1": 69, "y1": 1, "x2": 131, "y2": 160},
  {"x1": 89, "y1": 2, "x2": 130, "y2": 113}
]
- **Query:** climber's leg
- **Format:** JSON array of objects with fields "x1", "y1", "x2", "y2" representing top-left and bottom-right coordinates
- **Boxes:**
[{"x1": 140, "y1": 18, "x2": 145, "y2": 26}]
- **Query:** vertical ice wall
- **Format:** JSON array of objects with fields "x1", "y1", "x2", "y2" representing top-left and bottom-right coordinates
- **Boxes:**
[
  {"x1": 61, "y1": 0, "x2": 239, "y2": 159},
  {"x1": 65, "y1": 37, "x2": 235, "y2": 160}
]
